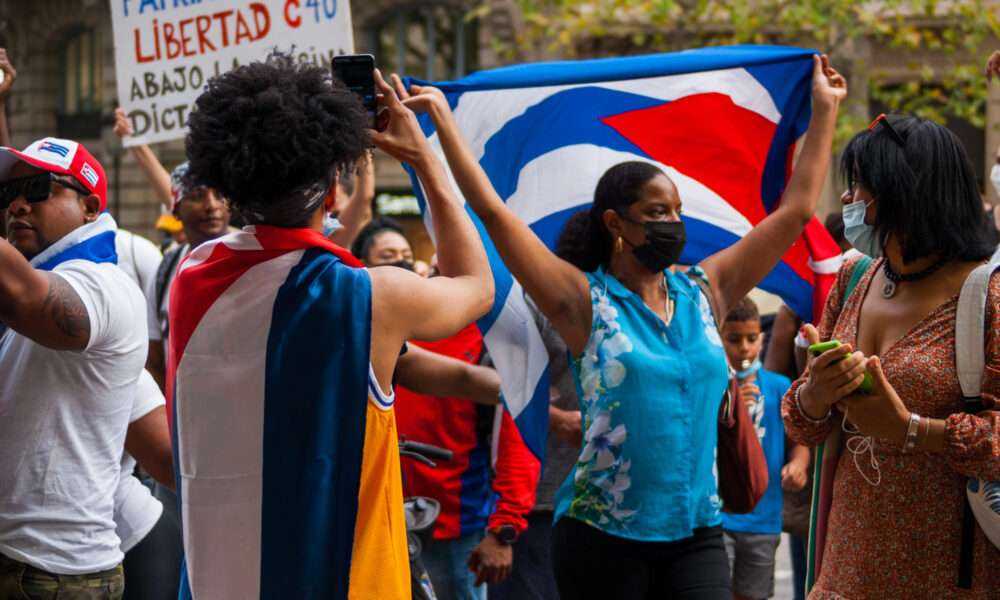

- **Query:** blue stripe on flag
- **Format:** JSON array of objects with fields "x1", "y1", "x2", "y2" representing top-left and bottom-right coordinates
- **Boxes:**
[
  {"x1": 512, "y1": 365, "x2": 551, "y2": 460},
  {"x1": 260, "y1": 249, "x2": 372, "y2": 600},
  {"x1": 35, "y1": 230, "x2": 117, "y2": 271},
  {"x1": 480, "y1": 87, "x2": 662, "y2": 200},
  {"x1": 745, "y1": 61, "x2": 814, "y2": 211},
  {"x1": 459, "y1": 404, "x2": 496, "y2": 536}
]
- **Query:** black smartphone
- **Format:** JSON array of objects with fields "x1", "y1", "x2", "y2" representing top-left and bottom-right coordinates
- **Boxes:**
[{"x1": 333, "y1": 54, "x2": 376, "y2": 126}]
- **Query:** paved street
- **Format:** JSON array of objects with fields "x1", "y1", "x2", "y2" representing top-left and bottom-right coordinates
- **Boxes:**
[{"x1": 774, "y1": 534, "x2": 795, "y2": 600}]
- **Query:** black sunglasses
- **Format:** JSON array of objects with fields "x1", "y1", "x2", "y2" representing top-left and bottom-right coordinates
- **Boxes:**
[
  {"x1": 0, "y1": 172, "x2": 90, "y2": 210},
  {"x1": 868, "y1": 113, "x2": 907, "y2": 148}
]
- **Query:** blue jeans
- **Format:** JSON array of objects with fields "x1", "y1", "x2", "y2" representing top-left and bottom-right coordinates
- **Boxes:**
[{"x1": 423, "y1": 531, "x2": 487, "y2": 600}]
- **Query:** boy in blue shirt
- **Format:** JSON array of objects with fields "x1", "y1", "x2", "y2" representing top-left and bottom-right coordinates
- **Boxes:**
[{"x1": 721, "y1": 298, "x2": 810, "y2": 600}]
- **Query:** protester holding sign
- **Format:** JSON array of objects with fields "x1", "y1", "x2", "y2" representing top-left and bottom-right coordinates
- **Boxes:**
[
  {"x1": 392, "y1": 54, "x2": 845, "y2": 599},
  {"x1": 110, "y1": 0, "x2": 354, "y2": 146}
]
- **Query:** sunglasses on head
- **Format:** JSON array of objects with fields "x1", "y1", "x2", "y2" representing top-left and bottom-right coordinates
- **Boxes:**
[
  {"x1": 868, "y1": 113, "x2": 907, "y2": 148},
  {"x1": 0, "y1": 172, "x2": 90, "y2": 210}
]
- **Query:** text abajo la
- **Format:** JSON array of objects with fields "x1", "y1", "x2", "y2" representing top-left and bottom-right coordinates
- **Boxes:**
[{"x1": 127, "y1": 48, "x2": 349, "y2": 137}]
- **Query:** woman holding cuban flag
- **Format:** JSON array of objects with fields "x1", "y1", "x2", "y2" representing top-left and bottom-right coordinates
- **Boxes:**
[{"x1": 390, "y1": 53, "x2": 846, "y2": 599}]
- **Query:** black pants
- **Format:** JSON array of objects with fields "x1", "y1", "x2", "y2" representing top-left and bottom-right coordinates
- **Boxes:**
[
  {"x1": 122, "y1": 482, "x2": 183, "y2": 600},
  {"x1": 552, "y1": 517, "x2": 731, "y2": 600},
  {"x1": 489, "y1": 511, "x2": 560, "y2": 600}
]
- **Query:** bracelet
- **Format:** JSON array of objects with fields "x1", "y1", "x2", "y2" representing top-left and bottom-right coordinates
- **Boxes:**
[
  {"x1": 796, "y1": 385, "x2": 831, "y2": 424},
  {"x1": 902, "y1": 412, "x2": 921, "y2": 453},
  {"x1": 918, "y1": 416, "x2": 932, "y2": 449}
]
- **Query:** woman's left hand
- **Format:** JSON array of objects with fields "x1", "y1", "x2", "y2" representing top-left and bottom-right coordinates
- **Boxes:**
[
  {"x1": 368, "y1": 70, "x2": 433, "y2": 167},
  {"x1": 836, "y1": 356, "x2": 910, "y2": 444},
  {"x1": 811, "y1": 54, "x2": 847, "y2": 112}
]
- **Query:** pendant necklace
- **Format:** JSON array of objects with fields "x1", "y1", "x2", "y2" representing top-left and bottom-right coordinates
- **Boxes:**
[
  {"x1": 881, "y1": 257, "x2": 946, "y2": 299},
  {"x1": 661, "y1": 275, "x2": 675, "y2": 325}
]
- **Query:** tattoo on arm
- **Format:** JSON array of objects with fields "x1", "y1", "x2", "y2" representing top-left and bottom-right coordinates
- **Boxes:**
[{"x1": 41, "y1": 273, "x2": 90, "y2": 342}]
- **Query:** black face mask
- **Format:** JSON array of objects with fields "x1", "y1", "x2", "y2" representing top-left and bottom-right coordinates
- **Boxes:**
[
  {"x1": 623, "y1": 220, "x2": 686, "y2": 273},
  {"x1": 387, "y1": 259, "x2": 415, "y2": 272}
]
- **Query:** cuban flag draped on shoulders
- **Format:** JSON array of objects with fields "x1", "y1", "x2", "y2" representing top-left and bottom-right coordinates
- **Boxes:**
[{"x1": 405, "y1": 45, "x2": 843, "y2": 463}]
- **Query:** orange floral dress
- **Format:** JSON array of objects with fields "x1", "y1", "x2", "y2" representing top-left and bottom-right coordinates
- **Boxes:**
[{"x1": 781, "y1": 257, "x2": 1000, "y2": 599}]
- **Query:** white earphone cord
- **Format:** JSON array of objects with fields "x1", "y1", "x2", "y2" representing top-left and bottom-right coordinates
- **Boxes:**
[{"x1": 842, "y1": 408, "x2": 881, "y2": 486}]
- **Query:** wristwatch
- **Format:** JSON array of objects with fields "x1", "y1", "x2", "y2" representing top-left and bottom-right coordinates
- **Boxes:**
[{"x1": 491, "y1": 525, "x2": 518, "y2": 546}]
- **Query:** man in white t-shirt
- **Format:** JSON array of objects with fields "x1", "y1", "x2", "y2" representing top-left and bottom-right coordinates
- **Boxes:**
[{"x1": 0, "y1": 138, "x2": 147, "y2": 599}]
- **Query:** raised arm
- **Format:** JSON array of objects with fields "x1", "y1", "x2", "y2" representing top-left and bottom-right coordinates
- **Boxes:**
[
  {"x1": 114, "y1": 108, "x2": 173, "y2": 209},
  {"x1": 700, "y1": 54, "x2": 846, "y2": 318},
  {"x1": 0, "y1": 48, "x2": 16, "y2": 147},
  {"x1": 329, "y1": 152, "x2": 374, "y2": 248},
  {"x1": 0, "y1": 237, "x2": 91, "y2": 350},
  {"x1": 368, "y1": 70, "x2": 493, "y2": 391},
  {"x1": 393, "y1": 77, "x2": 592, "y2": 354}
]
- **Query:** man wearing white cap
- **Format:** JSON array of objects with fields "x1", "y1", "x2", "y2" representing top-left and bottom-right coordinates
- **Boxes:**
[{"x1": 0, "y1": 137, "x2": 147, "y2": 599}]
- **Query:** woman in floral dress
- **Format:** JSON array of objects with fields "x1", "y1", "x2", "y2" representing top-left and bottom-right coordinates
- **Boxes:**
[
  {"x1": 784, "y1": 115, "x2": 1000, "y2": 598},
  {"x1": 392, "y1": 56, "x2": 846, "y2": 598}
]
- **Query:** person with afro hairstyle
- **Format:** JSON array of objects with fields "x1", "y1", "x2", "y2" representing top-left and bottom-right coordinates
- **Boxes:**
[{"x1": 170, "y1": 53, "x2": 493, "y2": 600}]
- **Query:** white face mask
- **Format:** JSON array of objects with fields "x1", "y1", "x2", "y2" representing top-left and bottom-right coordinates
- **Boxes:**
[
  {"x1": 990, "y1": 164, "x2": 1000, "y2": 198},
  {"x1": 842, "y1": 198, "x2": 881, "y2": 258},
  {"x1": 322, "y1": 213, "x2": 342, "y2": 238}
]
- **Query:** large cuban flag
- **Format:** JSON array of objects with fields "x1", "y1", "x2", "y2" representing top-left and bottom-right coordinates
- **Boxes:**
[{"x1": 405, "y1": 45, "x2": 843, "y2": 463}]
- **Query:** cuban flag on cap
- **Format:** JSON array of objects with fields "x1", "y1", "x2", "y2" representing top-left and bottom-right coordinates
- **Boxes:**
[
  {"x1": 404, "y1": 44, "x2": 843, "y2": 462},
  {"x1": 0, "y1": 137, "x2": 108, "y2": 211}
]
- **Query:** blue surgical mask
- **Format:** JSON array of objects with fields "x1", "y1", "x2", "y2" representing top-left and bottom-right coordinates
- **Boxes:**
[
  {"x1": 735, "y1": 358, "x2": 761, "y2": 380},
  {"x1": 842, "y1": 199, "x2": 881, "y2": 258},
  {"x1": 322, "y1": 213, "x2": 342, "y2": 238}
]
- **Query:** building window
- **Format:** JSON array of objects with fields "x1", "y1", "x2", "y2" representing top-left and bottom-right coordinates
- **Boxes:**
[
  {"x1": 371, "y1": 4, "x2": 477, "y2": 81},
  {"x1": 57, "y1": 27, "x2": 104, "y2": 139}
]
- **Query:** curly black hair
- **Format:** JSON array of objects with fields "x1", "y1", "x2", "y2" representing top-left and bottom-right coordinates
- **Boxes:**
[{"x1": 184, "y1": 52, "x2": 370, "y2": 226}]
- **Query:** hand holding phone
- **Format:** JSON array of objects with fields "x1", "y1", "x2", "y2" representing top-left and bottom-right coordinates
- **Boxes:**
[
  {"x1": 333, "y1": 54, "x2": 376, "y2": 127},
  {"x1": 808, "y1": 339, "x2": 873, "y2": 393}
]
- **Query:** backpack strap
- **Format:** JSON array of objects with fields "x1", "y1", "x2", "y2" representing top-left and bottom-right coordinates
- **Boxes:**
[
  {"x1": 954, "y1": 256, "x2": 1000, "y2": 589},
  {"x1": 841, "y1": 256, "x2": 873, "y2": 310},
  {"x1": 688, "y1": 272, "x2": 721, "y2": 329},
  {"x1": 955, "y1": 260, "x2": 999, "y2": 411},
  {"x1": 155, "y1": 245, "x2": 185, "y2": 328}
]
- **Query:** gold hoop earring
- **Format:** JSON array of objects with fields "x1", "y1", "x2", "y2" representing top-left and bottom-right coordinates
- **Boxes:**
[{"x1": 615, "y1": 236, "x2": 623, "y2": 254}]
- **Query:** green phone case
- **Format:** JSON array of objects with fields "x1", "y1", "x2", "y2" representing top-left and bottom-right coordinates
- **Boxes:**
[{"x1": 806, "y1": 340, "x2": 874, "y2": 393}]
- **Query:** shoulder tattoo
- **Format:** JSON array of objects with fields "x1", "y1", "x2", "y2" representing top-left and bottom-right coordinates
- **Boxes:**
[{"x1": 41, "y1": 273, "x2": 90, "y2": 342}]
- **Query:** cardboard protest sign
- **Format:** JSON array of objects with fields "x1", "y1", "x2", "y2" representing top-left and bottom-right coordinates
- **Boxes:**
[{"x1": 110, "y1": 0, "x2": 354, "y2": 146}]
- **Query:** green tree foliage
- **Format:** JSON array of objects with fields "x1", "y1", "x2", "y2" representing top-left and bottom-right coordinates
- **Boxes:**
[{"x1": 488, "y1": 1, "x2": 1000, "y2": 138}]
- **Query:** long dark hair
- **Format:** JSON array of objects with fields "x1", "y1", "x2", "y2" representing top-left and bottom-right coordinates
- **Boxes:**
[
  {"x1": 840, "y1": 115, "x2": 995, "y2": 264},
  {"x1": 558, "y1": 161, "x2": 666, "y2": 271}
]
